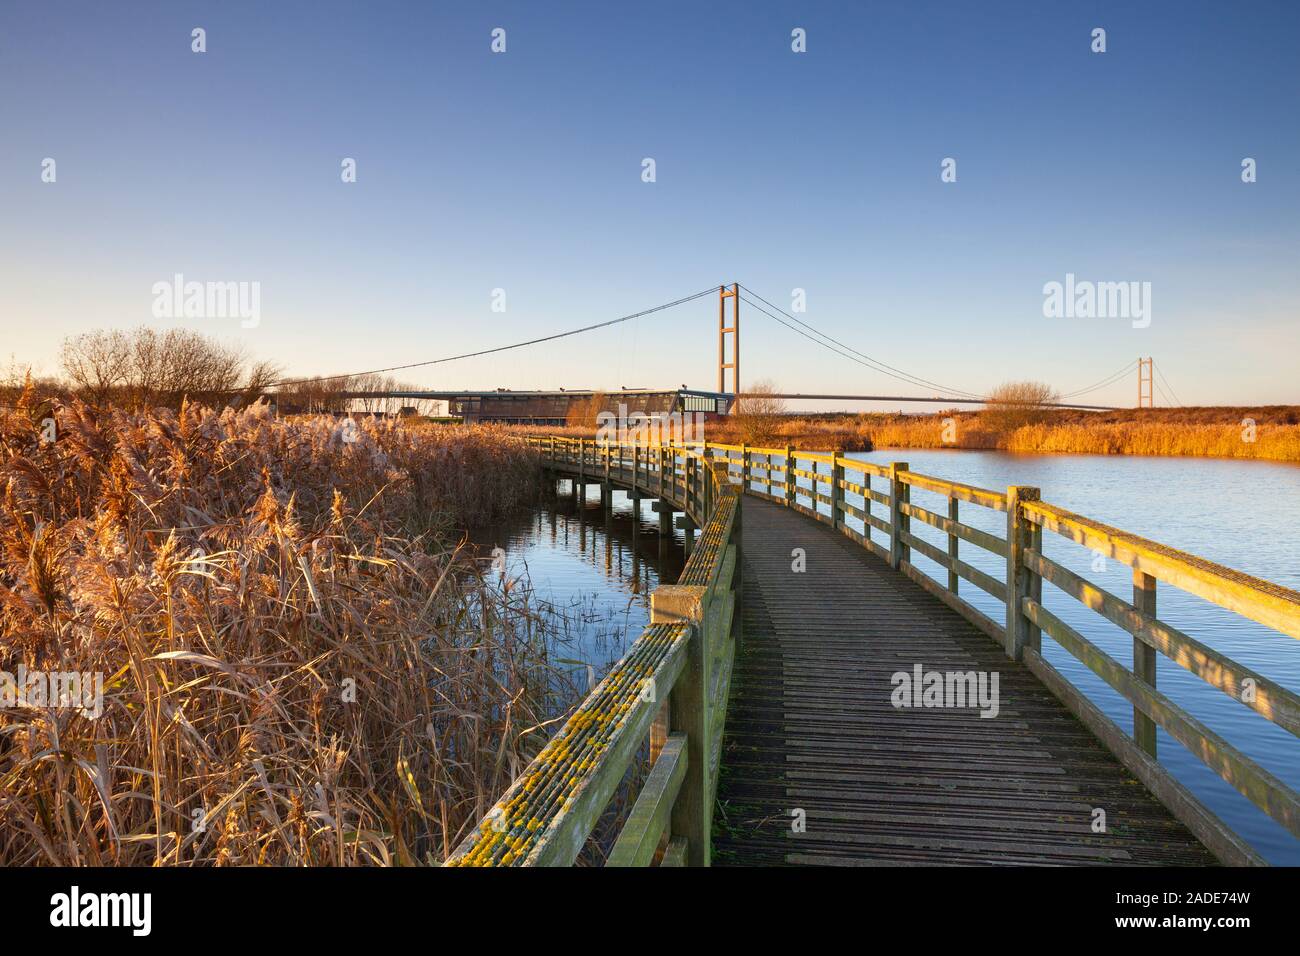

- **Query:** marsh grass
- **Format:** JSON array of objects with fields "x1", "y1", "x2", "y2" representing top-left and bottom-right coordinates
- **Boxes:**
[
  {"x1": 864, "y1": 411, "x2": 1300, "y2": 462},
  {"x1": 0, "y1": 389, "x2": 589, "y2": 865},
  {"x1": 509, "y1": 406, "x2": 1300, "y2": 463}
]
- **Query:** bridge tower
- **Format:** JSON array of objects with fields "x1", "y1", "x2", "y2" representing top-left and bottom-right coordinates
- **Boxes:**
[
  {"x1": 718, "y1": 283, "x2": 740, "y2": 397},
  {"x1": 1137, "y1": 357, "x2": 1154, "y2": 408}
]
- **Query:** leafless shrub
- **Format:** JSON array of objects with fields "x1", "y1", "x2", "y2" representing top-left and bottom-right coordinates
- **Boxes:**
[
  {"x1": 731, "y1": 379, "x2": 788, "y2": 445},
  {"x1": 981, "y1": 380, "x2": 1059, "y2": 431},
  {"x1": 60, "y1": 327, "x2": 281, "y2": 411}
]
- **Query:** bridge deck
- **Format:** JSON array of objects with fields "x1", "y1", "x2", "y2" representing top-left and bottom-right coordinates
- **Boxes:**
[{"x1": 714, "y1": 496, "x2": 1216, "y2": 866}]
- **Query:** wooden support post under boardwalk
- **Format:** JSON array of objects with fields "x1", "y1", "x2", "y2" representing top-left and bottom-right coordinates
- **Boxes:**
[
  {"x1": 888, "y1": 462, "x2": 909, "y2": 569},
  {"x1": 1134, "y1": 569, "x2": 1158, "y2": 756},
  {"x1": 651, "y1": 584, "x2": 711, "y2": 867},
  {"x1": 602, "y1": 442, "x2": 612, "y2": 511},
  {"x1": 1005, "y1": 485, "x2": 1041, "y2": 660}
]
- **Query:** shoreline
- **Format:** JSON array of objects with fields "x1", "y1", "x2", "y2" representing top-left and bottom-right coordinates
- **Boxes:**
[
  {"x1": 504, "y1": 411, "x2": 1300, "y2": 465},
  {"x1": 703, "y1": 414, "x2": 1300, "y2": 466}
]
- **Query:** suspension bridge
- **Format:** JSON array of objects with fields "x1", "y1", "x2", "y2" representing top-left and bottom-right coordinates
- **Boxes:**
[
  {"x1": 447, "y1": 437, "x2": 1299, "y2": 867},
  {"x1": 267, "y1": 283, "x2": 1180, "y2": 417}
]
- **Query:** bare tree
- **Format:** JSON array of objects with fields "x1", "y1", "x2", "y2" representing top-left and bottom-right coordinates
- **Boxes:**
[
  {"x1": 732, "y1": 379, "x2": 788, "y2": 445},
  {"x1": 981, "y1": 380, "x2": 1059, "y2": 431},
  {"x1": 61, "y1": 327, "x2": 281, "y2": 410},
  {"x1": 60, "y1": 330, "x2": 131, "y2": 406}
]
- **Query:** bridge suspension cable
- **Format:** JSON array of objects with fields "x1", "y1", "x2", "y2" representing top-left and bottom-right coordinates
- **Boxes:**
[
  {"x1": 1155, "y1": 364, "x2": 1185, "y2": 406},
  {"x1": 1058, "y1": 359, "x2": 1139, "y2": 400},
  {"x1": 265, "y1": 286, "x2": 718, "y2": 388},
  {"x1": 735, "y1": 285, "x2": 984, "y2": 399}
]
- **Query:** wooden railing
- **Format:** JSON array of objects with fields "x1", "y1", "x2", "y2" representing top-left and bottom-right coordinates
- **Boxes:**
[
  {"x1": 706, "y1": 441, "x2": 1300, "y2": 866},
  {"x1": 446, "y1": 438, "x2": 740, "y2": 866},
  {"x1": 452, "y1": 437, "x2": 1299, "y2": 866}
]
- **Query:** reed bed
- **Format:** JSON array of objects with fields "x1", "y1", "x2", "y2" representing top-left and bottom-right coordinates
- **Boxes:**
[
  {"x1": 507, "y1": 407, "x2": 1300, "y2": 463},
  {"x1": 1002, "y1": 421, "x2": 1300, "y2": 460},
  {"x1": 862, "y1": 414, "x2": 1300, "y2": 462},
  {"x1": 0, "y1": 391, "x2": 576, "y2": 865}
]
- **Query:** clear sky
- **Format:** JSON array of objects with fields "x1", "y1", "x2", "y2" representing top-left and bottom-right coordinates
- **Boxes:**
[{"x1": 2, "y1": 1, "x2": 1297, "y2": 409}]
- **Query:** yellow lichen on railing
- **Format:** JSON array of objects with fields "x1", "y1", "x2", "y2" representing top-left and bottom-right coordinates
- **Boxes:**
[{"x1": 446, "y1": 622, "x2": 689, "y2": 866}]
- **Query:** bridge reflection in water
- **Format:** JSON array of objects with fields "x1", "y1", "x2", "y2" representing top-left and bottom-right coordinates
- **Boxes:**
[{"x1": 447, "y1": 438, "x2": 1300, "y2": 867}]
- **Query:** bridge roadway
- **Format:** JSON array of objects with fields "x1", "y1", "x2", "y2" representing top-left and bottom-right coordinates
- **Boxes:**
[{"x1": 712, "y1": 495, "x2": 1215, "y2": 865}]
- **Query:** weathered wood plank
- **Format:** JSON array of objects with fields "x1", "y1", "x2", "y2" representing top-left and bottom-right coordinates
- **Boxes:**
[
  {"x1": 1025, "y1": 548, "x2": 1300, "y2": 736},
  {"x1": 901, "y1": 530, "x2": 1008, "y2": 602},
  {"x1": 716, "y1": 496, "x2": 1219, "y2": 868},
  {"x1": 900, "y1": 560, "x2": 1005, "y2": 644},
  {"x1": 607, "y1": 733, "x2": 688, "y2": 867},
  {"x1": 1023, "y1": 596, "x2": 1300, "y2": 837},
  {"x1": 901, "y1": 499, "x2": 1008, "y2": 558},
  {"x1": 1023, "y1": 646, "x2": 1266, "y2": 866},
  {"x1": 901, "y1": 470, "x2": 1007, "y2": 512},
  {"x1": 659, "y1": 837, "x2": 688, "y2": 867},
  {"x1": 1024, "y1": 499, "x2": 1300, "y2": 639}
]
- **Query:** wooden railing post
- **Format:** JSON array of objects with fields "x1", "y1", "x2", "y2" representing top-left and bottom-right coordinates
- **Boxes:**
[
  {"x1": 1004, "y1": 485, "x2": 1041, "y2": 660},
  {"x1": 947, "y1": 496, "x2": 960, "y2": 593},
  {"x1": 740, "y1": 443, "x2": 749, "y2": 492},
  {"x1": 650, "y1": 584, "x2": 711, "y2": 867},
  {"x1": 686, "y1": 454, "x2": 694, "y2": 514},
  {"x1": 888, "y1": 462, "x2": 909, "y2": 569},
  {"x1": 703, "y1": 451, "x2": 712, "y2": 519},
  {"x1": 863, "y1": 473, "x2": 872, "y2": 541},
  {"x1": 831, "y1": 451, "x2": 844, "y2": 530},
  {"x1": 784, "y1": 447, "x2": 795, "y2": 506},
  {"x1": 1133, "y1": 570, "x2": 1158, "y2": 756}
]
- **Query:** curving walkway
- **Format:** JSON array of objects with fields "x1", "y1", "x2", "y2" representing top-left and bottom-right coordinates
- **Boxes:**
[{"x1": 713, "y1": 496, "x2": 1216, "y2": 866}]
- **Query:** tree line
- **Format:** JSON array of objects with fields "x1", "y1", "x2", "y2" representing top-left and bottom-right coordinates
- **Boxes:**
[{"x1": 3, "y1": 326, "x2": 438, "y2": 415}]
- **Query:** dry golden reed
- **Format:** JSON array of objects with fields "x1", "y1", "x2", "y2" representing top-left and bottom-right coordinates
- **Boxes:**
[
  {"x1": 0, "y1": 388, "x2": 563, "y2": 866},
  {"x1": 863, "y1": 415, "x2": 1300, "y2": 462}
]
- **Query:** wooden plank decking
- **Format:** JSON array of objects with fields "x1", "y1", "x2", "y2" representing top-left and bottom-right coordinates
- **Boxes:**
[{"x1": 713, "y1": 496, "x2": 1217, "y2": 866}]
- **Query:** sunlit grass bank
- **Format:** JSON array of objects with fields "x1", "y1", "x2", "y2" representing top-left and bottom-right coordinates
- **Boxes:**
[{"x1": 864, "y1": 410, "x2": 1300, "y2": 462}]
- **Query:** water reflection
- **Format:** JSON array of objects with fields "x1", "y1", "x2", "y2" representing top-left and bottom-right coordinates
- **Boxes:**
[{"x1": 468, "y1": 479, "x2": 687, "y2": 675}]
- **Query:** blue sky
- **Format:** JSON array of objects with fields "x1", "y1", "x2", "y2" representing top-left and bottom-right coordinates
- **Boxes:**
[{"x1": 2, "y1": 1, "x2": 1297, "y2": 408}]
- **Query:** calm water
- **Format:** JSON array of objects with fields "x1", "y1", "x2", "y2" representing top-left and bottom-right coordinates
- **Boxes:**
[
  {"x1": 469, "y1": 483, "x2": 686, "y2": 684},
  {"x1": 480, "y1": 453, "x2": 1300, "y2": 865}
]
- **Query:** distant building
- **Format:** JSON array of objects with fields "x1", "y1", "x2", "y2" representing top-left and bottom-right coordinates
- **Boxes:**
[
  {"x1": 271, "y1": 388, "x2": 733, "y2": 425},
  {"x1": 445, "y1": 388, "x2": 732, "y2": 425}
]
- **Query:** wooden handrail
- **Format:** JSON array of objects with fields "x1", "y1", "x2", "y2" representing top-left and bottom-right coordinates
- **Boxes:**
[
  {"x1": 714, "y1": 439, "x2": 1298, "y2": 860},
  {"x1": 449, "y1": 439, "x2": 741, "y2": 866},
  {"x1": 461, "y1": 436, "x2": 1296, "y2": 865},
  {"x1": 1023, "y1": 499, "x2": 1300, "y2": 639}
]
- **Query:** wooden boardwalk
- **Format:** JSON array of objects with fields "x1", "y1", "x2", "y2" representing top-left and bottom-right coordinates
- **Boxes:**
[{"x1": 713, "y1": 496, "x2": 1217, "y2": 866}]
